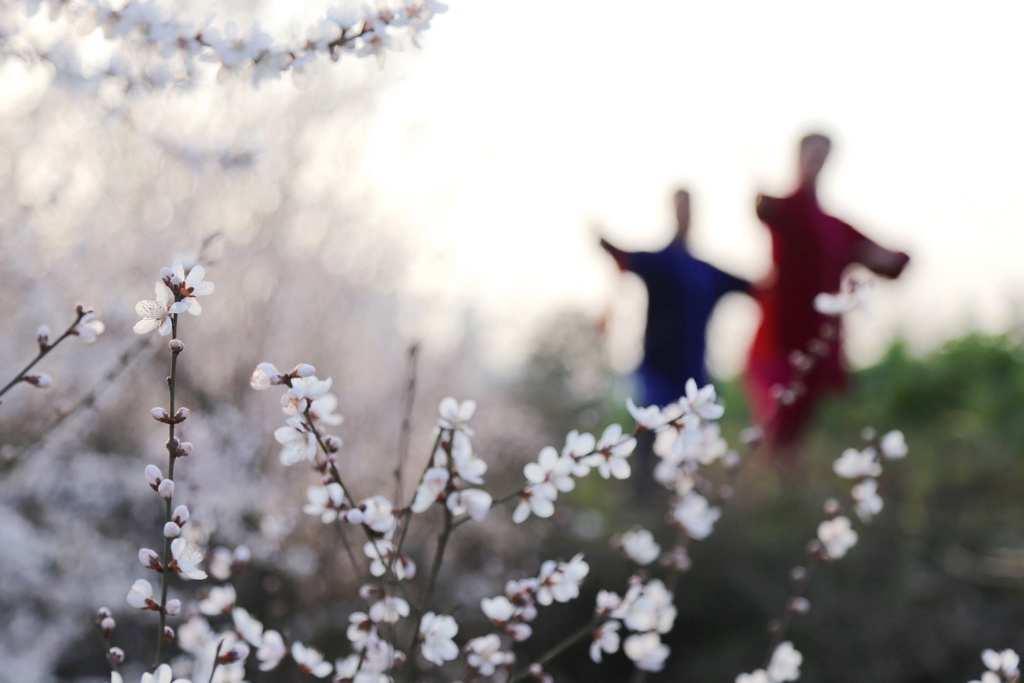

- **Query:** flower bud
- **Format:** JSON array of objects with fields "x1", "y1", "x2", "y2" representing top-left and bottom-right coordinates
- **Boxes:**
[
  {"x1": 24, "y1": 373, "x2": 52, "y2": 388},
  {"x1": 145, "y1": 465, "x2": 163, "y2": 491},
  {"x1": 169, "y1": 338, "x2": 184, "y2": 353},
  {"x1": 96, "y1": 607, "x2": 113, "y2": 622},
  {"x1": 164, "y1": 599, "x2": 182, "y2": 616},
  {"x1": 177, "y1": 441, "x2": 194, "y2": 458},
  {"x1": 107, "y1": 647, "x2": 125, "y2": 665},
  {"x1": 823, "y1": 498, "x2": 840, "y2": 516},
  {"x1": 220, "y1": 642, "x2": 250, "y2": 663},
  {"x1": 172, "y1": 505, "x2": 189, "y2": 526},
  {"x1": 75, "y1": 302, "x2": 86, "y2": 316},
  {"x1": 324, "y1": 435, "x2": 342, "y2": 453},
  {"x1": 139, "y1": 548, "x2": 162, "y2": 570},
  {"x1": 345, "y1": 508, "x2": 365, "y2": 525},
  {"x1": 174, "y1": 407, "x2": 190, "y2": 423},
  {"x1": 151, "y1": 407, "x2": 170, "y2": 423},
  {"x1": 233, "y1": 544, "x2": 251, "y2": 565},
  {"x1": 164, "y1": 522, "x2": 181, "y2": 538},
  {"x1": 36, "y1": 325, "x2": 50, "y2": 348},
  {"x1": 292, "y1": 363, "x2": 315, "y2": 378},
  {"x1": 158, "y1": 479, "x2": 175, "y2": 499},
  {"x1": 788, "y1": 597, "x2": 811, "y2": 614},
  {"x1": 789, "y1": 566, "x2": 807, "y2": 583},
  {"x1": 100, "y1": 617, "x2": 116, "y2": 638},
  {"x1": 163, "y1": 626, "x2": 175, "y2": 644}
]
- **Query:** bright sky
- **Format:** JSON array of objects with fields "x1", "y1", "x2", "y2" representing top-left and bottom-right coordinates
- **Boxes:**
[{"x1": 261, "y1": 1, "x2": 1024, "y2": 375}]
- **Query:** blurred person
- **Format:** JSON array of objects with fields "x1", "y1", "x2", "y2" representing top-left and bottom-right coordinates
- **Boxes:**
[
  {"x1": 599, "y1": 189, "x2": 751, "y2": 407},
  {"x1": 746, "y1": 133, "x2": 910, "y2": 457}
]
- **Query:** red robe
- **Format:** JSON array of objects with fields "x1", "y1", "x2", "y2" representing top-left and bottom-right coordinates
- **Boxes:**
[{"x1": 746, "y1": 186, "x2": 909, "y2": 452}]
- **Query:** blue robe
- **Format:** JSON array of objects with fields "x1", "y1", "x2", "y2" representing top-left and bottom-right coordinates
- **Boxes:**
[{"x1": 602, "y1": 239, "x2": 749, "y2": 406}]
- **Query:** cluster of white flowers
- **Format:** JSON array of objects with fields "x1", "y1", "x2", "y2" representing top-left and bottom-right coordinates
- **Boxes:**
[
  {"x1": 820, "y1": 428, "x2": 907, "y2": 559},
  {"x1": 968, "y1": 648, "x2": 1020, "y2": 683},
  {"x1": 410, "y1": 398, "x2": 493, "y2": 522},
  {"x1": 735, "y1": 641, "x2": 803, "y2": 683},
  {"x1": 250, "y1": 376, "x2": 495, "y2": 680},
  {"x1": 133, "y1": 261, "x2": 214, "y2": 336},
  {"x1": 3, "y1": 0, "x2": 447, "y2": 93},
  {"x1": 468, "y1": 555, "x2": 591, "y2": 677},
  {"x1": 512, "y1": 422, "x2": 637, "y2": 523},
  {"x1": 586, "y1": 576, "x2": 677, "y2": 672}
]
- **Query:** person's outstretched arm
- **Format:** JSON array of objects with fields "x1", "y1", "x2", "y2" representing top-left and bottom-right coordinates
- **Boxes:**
[
  {"x1": 599, "y1": 237, "x2": 632, "y2": 273},
  {"x1": 844, "y1": 222, "x2": 911, "y2": 279}
]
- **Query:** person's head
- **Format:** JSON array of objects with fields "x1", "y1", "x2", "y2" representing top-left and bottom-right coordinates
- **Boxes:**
[
  {"x1": 798, "y1": 133, "x2": 831, "y2": 187},
  {"x1": 673, "y1": 189, "x2": 691, "y2": 240}
]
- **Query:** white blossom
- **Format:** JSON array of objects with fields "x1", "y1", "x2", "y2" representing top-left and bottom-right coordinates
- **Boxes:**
[
  {"x1": 525, "y1": 446, "x2": 576, "y2": 492},
  {"x1": 681, "y1": 378, "x2": 725, "y2": 420},
  {"x1": 438, "y1": 396, "x2": 476, "y2": 433},
  {"x1": 623, "y1": 632, "x2": 669, "y2": 672},
  {"x1": 584, "y1": 423, "x2": 636, "y2": 480},
  {"x1": 851, "y1": 478, "x2": 883, "y2": 522},
  {"x1": 626, "y1": 398, "x2": 664, "y2": 430},
  {"x1": 619, "y1": 527, "x2": 661, "y2": 566},
  {"x1": 140, "y1": 664, "x2": 191, "y2": 683},
  {"x1": 833, "y1": 447, "x2": 882, "y2": 479},
  {"x1": 134, "y1": 282, "x2": 184, "y2": 335},
  {"x1": 303, "y1": 483, "x2": 346, "y2": 523},
  {"x1": 466, "y1": 634, "x2": 514, "y2": 676},
  {"x1": 535, "y1": 554, "x2": 589, "y2": 606},
  {"x1": 481, "y1": 596, "x2": 516, "y2": 623},
  {"x1": 281, "y1": 375, "x2": 333, "y2": 416},
  {"x1": 273, "y1": 417, "x2": 317, "y2": 466},
  {"x1": 198, "y1": 584, "x2": 236, "y2": 615},
  {"x1": 589, "y1": 620, "x2": 621, "y2": 663},
  {"x1": 170, "y1": 538, "x2": 207, "y2": 580},
  {"x1": 880, "y1": 429, "x2": 908, "y2": 459},
  {"x1": 170, "y1": 260, "x2": 215, "y2": 315},
  {"x1": 249, "y1": 362, "x2": 283, "y2": 390},
  {"x1": 411, "y1": 467, "x2": 449, "y2": 513},
  {"x1": 257, "y1": 630, "x2": 287, "y2": 671},
  {"x1": 446, "y1": 488, "x2": 492, "y2": 520},
  {"x1": 817, "y1": 516, "x2": 858, "y2": 560},
  {"x1": 766, "y1": 641, "x2": 803, "y2": 682},
  {"x1": 615, "y1": 579, "x2": 676, "y2": 635},
  {"x1": 126, "y1": 579, "x2": 157, "y2": 610},
  {"x1": 512, "y1": 483, "x2": 557, "y2": 524},
  {"x1": 73, "y1": 312, "x2": 105, "y2": 342},
  {"x1": 419, "y1": 612, "x2": 459, "y2": 665},
  {"x1": 672, "y1": 493, "x2": 721, "y2": 540},
  {"x1": 291, "y1": 641, "x2": 333, "y2": 678},
  {"x1": 358, "y1": 495, "x2": 397, "y2": 534},
  {"x1": 232, "y1": 607, "x2": 264, "y2": 647},
  {"x1": 981, "y1": 648, "x2": 1020, "y2": 676}
]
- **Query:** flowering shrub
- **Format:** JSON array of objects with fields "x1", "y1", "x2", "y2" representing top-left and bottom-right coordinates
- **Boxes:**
[{"x1": 23, "y1": 256, "x2": 926, "y2": 683}]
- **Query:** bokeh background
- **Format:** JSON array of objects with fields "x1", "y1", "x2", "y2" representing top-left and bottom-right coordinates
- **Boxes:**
[{"x1": 2, "y1": 0, "x2": 1024, "y2": 681}]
